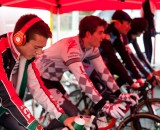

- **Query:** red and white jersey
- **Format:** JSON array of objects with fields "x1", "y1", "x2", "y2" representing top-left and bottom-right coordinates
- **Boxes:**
[
  {"x1": 36, "y1": 35, "x2": 119, "y2": 104},
  {"x1": 0, "y1": 32, "x2": 64, "y2": 128}
]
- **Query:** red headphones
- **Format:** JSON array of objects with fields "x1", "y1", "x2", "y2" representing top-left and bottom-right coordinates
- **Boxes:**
[{"x1": 13, "y1": 17, "x2": 42, "y2": 46}]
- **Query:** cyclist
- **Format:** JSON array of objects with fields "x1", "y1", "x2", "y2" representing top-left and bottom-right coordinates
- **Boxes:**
[
  {"x1": 0, "y1": 14, "x2": 75, "y2": 130},
  {"x1": 141, "y1": 0, "x2": 156, "y2": 63},
  {"x1": 35, "y1": 15, "x2": 139, "y2": 124},
  {"x1": 123, "y1": 17, "x2": 160, "y2": 87},
  {"x1": 98, "y1": 10, "x2": 144, "y2": 88}
]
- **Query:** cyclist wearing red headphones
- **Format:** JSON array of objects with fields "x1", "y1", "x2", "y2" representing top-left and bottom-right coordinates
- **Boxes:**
[{"x1": 0, "y1": 14, "x2": 75, "y2": 130}]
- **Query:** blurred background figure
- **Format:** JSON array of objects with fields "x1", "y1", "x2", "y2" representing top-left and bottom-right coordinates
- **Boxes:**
[{"x1": 141, "y1": 0, "x2": 156, "y2": 63}]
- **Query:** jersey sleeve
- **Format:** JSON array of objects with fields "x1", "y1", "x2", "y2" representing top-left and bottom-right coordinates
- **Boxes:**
[
  {"x1": 100, "y1": 39, "x2": 134, "y2": 85},
  {"x1": 88, "y1": 49, "x2": 120, "y2": 93},
  {"x1": 67, "y1": 61, "x2": 102, "y2": 104},
  {"x1": 132, "y1": 39, "x2": 154, "y2": 72},
  {"x1": 62, "y1": 39, "x2": 102, "y2": 104},
  {"x1": 114, "y1": 38, "x2": 142, "y2": 79},
  {"x1": 27, "y1": 62, "x2": 64, "y2": 119}
]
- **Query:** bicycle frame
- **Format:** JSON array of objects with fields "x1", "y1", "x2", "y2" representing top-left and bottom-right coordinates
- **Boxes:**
[{"x1": 82, "y1": 100, "x2": 130, "y2": 130}]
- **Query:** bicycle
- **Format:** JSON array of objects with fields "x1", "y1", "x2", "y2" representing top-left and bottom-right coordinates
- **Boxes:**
[
  {"x1": 116, "y1": 99, "x2": 160, "y2": 130},
  {"x1": 37, "y1": 77, "x2": 160, "y2": 129},
  {"x1": 125, "y1": 81, "x2": 160, "y2": 117},
  {"x1": 70, "y1": 79, "x2": 160, "y2": 117},
  {"x1": 36, "y1": 71, "x2": 160, "y2": 129},
  {"x1": 60, "y1": 99, "x2": 160, "y2": 130},
  {"x1": 90, "y1": 74, "x2": 160, "y2": 117},
  {"x1": 89, "y1": 99, "x2": 160, "y2": 130},
  {"x1": 149, "y1": 74, "x2": 160, "y2": 99}
]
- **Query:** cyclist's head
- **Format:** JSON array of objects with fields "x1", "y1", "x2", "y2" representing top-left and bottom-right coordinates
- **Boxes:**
[
  {"x1": 79, "y1": 15, "x2": 107, "y2": 38},
  {"x1": 110, "y1": 10, "x2": 132, "y2": 35},
  {"x1": 130, "y1": 18, "x2": 148, "y2": 35},
  {"x1": 111, "y1": 10, "x2": 132, "y2": 24}
]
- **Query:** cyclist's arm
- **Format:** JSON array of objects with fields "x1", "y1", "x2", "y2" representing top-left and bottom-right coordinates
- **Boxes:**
[
  {"x1": 28, "y1": 62, "x2": 68, "y2": 123},
  {"x1": 68, "y1": 61, "x2": 103, "y2": 104},
  {"x1": 132, "y1": 39, "x2": 154, "y2": 72},
  {"x1": 114, "y1": 38, "x2": 142, "y2": 79},
  {"x1": 88, "y1": 52, "x2": 120, "y2": 93},
  {"x1": 100, "y1": 39, "x2": 134, "y2": 85}
]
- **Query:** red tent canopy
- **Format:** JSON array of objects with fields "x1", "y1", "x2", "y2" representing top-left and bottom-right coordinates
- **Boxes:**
[{"x1": 0, "y1": 0, "x2": 159, "y2": 14}]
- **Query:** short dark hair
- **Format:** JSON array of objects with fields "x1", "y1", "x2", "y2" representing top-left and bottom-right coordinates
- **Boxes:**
[
  {"x1": 111, "y1": 10, "x2": 132, "y2": 23},
  {"x1": 13, "y1": 14, "x2": 52, "y2": 42},
  {"x1": 79, "y1": 15, "x2": 107, "y2": 38},
  {"x1": 130, "y1": 18, "x2": 148, "y2": 34}
]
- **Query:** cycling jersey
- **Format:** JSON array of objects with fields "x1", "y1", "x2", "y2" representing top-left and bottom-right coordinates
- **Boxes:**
[
  {"x1": 0, "y1": 32, "x2": 65, "y2": 129},
  {"x1": 100, "y1": 24, "x2": 141, "y2": 81},
  {"x1": 36, "y1": 35, "x2": 120, "y2": 104}
]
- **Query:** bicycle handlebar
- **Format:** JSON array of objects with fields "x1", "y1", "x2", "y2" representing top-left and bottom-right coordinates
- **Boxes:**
[{"x1": 63, "y1": 99, "x2": 135, "y2": 130}]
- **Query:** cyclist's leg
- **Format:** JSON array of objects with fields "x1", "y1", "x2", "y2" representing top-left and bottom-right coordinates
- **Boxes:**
[
  {"x1": 41, "y1": 78, "x2": 79, "y2": 129},
  {"x1": 41, "y1": 77, "x2": 79, "y2": 116},
  {"x1": 44, "y1": 90, "x2": 80, "y2": 130},
  {"x1": 44, "y1": 119, "x2": 64, "y2": 130},
  {"x1": 41, "y1": 77, "x2": 66, "y2": 95},
  {"x1": 0, "y1": 113, "x2": 26, "y2": 130},
  {"x1": 49, "y1": 88, "x2": 79, "y2": 116}
]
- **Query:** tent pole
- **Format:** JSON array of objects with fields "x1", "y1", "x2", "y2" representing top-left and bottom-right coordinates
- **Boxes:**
[
  {"x1": 153, "y1": 36, "x2": 156, "y2": 65},
  {"x1": 57, "y1": 10, "x2": 60, "y2": 41},
  {"x1": 50, "y1": 11, "x2": 53, "y2": 45}
]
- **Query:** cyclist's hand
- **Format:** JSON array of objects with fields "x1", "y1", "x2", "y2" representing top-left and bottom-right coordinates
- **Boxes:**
[
  {"x1": 136, "y1": 78, "x2": 145, "y2": 86},
  {"x1": 147, "y1": 75, "x2": 160, "y2": 87},
  {"x1": 118, "y1": 93, "x2": 139, "y2": 106},
  {"x1": 64, "y1": 116, "x2": 76, "y2": 130},
  {"x1": 35, "y1": 125, "x2": 44, "y2": 130},
  {"x1": 155, "y1": 75, "x2": 160, "y2": 83},
  {"x1": 153, "y1": 69, "x2": 160, "y2": 76},
  {"x1": 102, "y1": 103, "x2": 126, "y2": 119},
  {"x1": 131, "y1": 82, "x2": 141, "y2": 89},
  {"x1": 152, "y1": 75, "x2": 160, "y2": 87}
]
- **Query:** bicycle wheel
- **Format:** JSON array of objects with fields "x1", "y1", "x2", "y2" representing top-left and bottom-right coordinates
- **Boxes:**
[
  {"x1": 117, "y1": 113, "x2": 160, "y2": 130},
  {"x1": 137, "y1": 98, "x2": 160, "y2": 116}
]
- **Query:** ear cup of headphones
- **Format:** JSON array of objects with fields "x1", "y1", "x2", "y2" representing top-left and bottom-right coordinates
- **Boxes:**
[
  {"x1": 13, "y1": 17, "x2": 42, "y2": 46},
  {"x1": 13, "y1": 31, "x2": 26, "y2": 46}
]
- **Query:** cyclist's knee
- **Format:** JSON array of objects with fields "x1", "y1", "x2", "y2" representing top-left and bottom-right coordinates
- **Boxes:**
[{"x1": 61, "y1": 99, "x2": 79, "y2": 116}]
